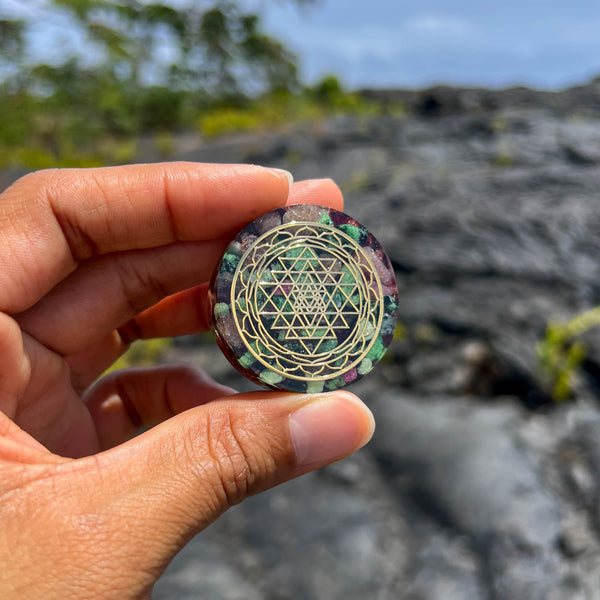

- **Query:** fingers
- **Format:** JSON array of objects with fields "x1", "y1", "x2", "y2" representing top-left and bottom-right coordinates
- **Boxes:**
[
  {"x1": 65, "y1": 286, "x2": 211, "y2": 393},
  {"x1": 103, "y1": 178, "x2": 345, "y2": 342},
  {"x1": 84, "y1": 365, "x2": 237, "y2": 450},
  {"x1": 0, "y1": 163, "x2": 291, "y2": 313},
  {"x1": 15, "y1": 332, "x2": 101, "y2": 458},
  {"x1": 286, "y1": 177, "x2": 343, "y2": 208},
  {"x1": 83, "y1": 387, "x2": 374, "y2": 542},
  {"x1": 16, "y1": 178, "x2": 344, "y2": 358},
  {"x1": 42, "y1": 176, "x2": 343, "y2": 388},
  {"x1": 18, "y1": 388, "x2": 373, "y2": 597},
  {"x1": 16, "y1": 240, "x2": 226, "y2": 355},
  {"x1": 0, "y1": 412, "x2": 49, "y2": 459},
  {"x1": 0, "y1": 312, "x2": 30, "y2": 420}
]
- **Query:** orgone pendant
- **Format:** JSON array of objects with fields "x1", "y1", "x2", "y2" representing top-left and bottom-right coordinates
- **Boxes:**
[{"x1": 209, "y1": 204, "x2": 398, "y2": 392}]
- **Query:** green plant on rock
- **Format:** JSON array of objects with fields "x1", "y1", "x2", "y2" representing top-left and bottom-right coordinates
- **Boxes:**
[{"x1": 537, "y1": 306, "x2": 600, "y2": 401}]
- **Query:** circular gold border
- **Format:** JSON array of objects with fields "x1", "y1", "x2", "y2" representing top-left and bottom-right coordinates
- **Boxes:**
[{"x1": 230, "y1": 222, "x2": 384, "y2": 382}]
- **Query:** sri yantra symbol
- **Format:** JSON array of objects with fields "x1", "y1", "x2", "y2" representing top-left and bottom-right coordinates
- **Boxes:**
[
  {"x1": 257, "y1": 247, "x2": 360, "y2": 354},
  {"x1": 230, "y1": 223, "x2": 383, "y2": 381}
]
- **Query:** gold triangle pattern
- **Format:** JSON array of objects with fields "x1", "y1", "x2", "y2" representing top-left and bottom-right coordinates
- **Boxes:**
[{"x1": 257, "y1": 246, "x2": 360, "y2": 355}]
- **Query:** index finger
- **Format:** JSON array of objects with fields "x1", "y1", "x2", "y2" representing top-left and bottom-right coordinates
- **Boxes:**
[{"x1": 0, "y1": 163, "x2": 292, "y2": 313}]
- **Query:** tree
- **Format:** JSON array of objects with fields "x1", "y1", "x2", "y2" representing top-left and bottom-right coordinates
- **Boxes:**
[
  {"x1": 0, "y1": 0, "x2": 314, "y2": 166},
  {"x1": 5, "y1": 1, "x2": 311, "y2": 98}
]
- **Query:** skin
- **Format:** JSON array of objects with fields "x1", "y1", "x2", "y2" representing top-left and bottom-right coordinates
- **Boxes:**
[{"x1": 0, "y1": 163, "x2": 375, "y2": 599}]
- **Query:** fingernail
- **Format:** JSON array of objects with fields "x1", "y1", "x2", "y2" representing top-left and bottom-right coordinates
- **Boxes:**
[
  {"x1": 269, "y1": 168, "x2": 294, "y2": 190},
  {"x1": 289, "y1": 392, "x2": 375, "y2": 469}
]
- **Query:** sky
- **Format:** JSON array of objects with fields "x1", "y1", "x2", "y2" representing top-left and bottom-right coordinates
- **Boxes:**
[
  {"x1": 3, "y1": 0, "x2": 600, "y2": 90},
  {"x1": 250, "y1": 0, "x2": 600, "y2": 90}
]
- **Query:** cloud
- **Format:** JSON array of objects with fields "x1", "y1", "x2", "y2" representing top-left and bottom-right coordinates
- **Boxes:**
[
  {"x1": 403, "y1": 14, "x2": 477, "y2": 37},
  {"x1": 286, "y1": 14, "x2": 480, "y2": 65},
  {"x1": 262, "y1": 1, "x2": 600, "y2": 89}
]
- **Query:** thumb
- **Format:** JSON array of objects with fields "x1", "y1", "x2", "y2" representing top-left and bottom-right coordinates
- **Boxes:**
[{"x1": 85, "y1": 390, "x2": 374, "y2": 578}]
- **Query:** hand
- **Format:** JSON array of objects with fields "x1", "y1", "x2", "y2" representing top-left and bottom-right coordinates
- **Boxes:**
[{"x1": 0, "y1": 163, "x2": 374, "y2": 599}]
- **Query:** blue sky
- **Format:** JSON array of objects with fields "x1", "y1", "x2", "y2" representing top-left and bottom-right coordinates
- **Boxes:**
[
  {"x1": 4, "y1": 0, "x2": 600, "y2": 90},
  {"x1": 252, "y1": 0, "x2": 600, "y2": 89}
]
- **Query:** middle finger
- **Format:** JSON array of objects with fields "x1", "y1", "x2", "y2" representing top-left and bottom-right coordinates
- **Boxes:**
[{"x1": 16, "y1": 238, "x2": 226, "y2": 355}]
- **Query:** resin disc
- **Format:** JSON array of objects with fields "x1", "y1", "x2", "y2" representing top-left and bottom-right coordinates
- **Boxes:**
[{"x1": 209, "y1": 204, "x2": 398, "y2": 392}]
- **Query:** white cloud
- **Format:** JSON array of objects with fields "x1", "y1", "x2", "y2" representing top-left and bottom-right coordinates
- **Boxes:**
[
  {"x1": 403, "y1": 14, "x2": 477, "y2": 36},
  {"x1": 258, "y1": 0, "x2": 600, "y2": 89},
  {"x1": 285, "y1": 13, "x2": 482, "y2": 68}
]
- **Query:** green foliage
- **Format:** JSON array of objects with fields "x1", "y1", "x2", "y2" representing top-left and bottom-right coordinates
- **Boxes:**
[
  {"x1": 199, "y1": 106, "x2": 261, "y2": 137},
  {"x1": 0, "y1": 0, "x2": 310, "y2": 169},
  {"x1": 308, "y1": 75, "x2": 371, "y2": 112},
  {"x1": 105, "y1": 338, "x2": 173, "y2": 374},
  {"x1": 393, "y1": 322, "x2": 407, "y2": 341},
  {"x1": 197, "y1": 76, "x2": 383, "y2": 138},
  {"x1": 0, "y1": 4, "x2": 385, "y2": 170},
  {"x1": 154, "y1": 131, "x2": 175, "y2": 158},
  {"x1": 537, "y1": 307, "x2": 600, "y2": 401},
  {"x1": 494, "y1": 150, "x2": 514, "y2": 168},
  {"x1": 138, "y1": 87, "x2": 188, "y2": 130},
  {"x1": 0, "y1": 7, "x2": 385, "y2": 170}
]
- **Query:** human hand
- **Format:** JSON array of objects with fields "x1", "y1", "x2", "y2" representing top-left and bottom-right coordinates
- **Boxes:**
[{"x1": 0, "y1": 163, "x2": 374, "y2": 599}]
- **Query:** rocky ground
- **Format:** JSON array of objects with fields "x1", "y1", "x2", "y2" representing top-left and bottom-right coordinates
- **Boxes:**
[
  {"x1": 151, "y1": 81, "x2": 600, "y2": 599},
  {"x1": 5, "y1": 80, "x2": 600, "y2": 599},
  {"x1": 153, "y1": 80, "x2": 600, "y2": 599}
]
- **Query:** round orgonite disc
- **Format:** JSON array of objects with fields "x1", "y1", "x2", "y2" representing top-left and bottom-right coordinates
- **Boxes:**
[{"x1": 209, "y1": 204, "x2": 398, "y2": 392}]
